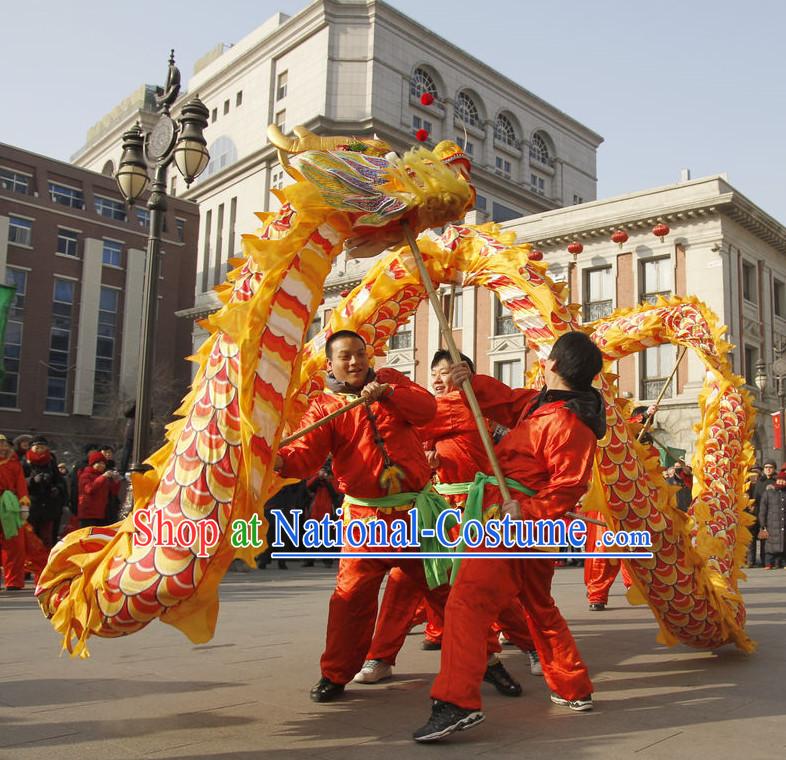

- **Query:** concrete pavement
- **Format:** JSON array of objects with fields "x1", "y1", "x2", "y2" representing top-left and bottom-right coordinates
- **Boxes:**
[{"x1": 1, "y1": 563, "x2": 784, "y2": 759}]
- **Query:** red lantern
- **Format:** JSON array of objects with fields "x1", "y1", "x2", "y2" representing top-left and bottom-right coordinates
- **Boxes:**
[
  {"x1": 652, "y1": 223, "x2": 670, "y2": 241},
  {"x1": 567, "y1": 241, "x2": 583, "y2": 256},
  {"x1": 420, "y1": 92, "x2": 434, "y2": 106},
  {"x1": 529, "y1": 249, "x2": 544, "y2": 261},
  {"x1": 415, "y1": 128, "x2": 429, "y2": 142},
  {"x1": 339, "y1": 289, "x2": 350, "y2": 298},
  {"x1": 611, "y1": 229, "x2": 628, "y2": 248}
]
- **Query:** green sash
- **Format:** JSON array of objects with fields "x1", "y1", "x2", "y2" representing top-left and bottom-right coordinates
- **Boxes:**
[
  {"x1": 451, "y1": 472, "x2": 537, "y2": 578},
  {"x1": 342, "y1": 484, "x2": 458, "y2": 589},
  {"x1": 0, "y1": 490, "x2": 24, "y2": 539}
]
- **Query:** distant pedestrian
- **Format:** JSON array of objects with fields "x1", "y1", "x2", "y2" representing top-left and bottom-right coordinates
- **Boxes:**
[
  {"x1": 758, "y1": 466, "x2": 786, "y2": 569},
  {"x1": 24, "y1": 436, "x2": 67, "y2": 549},
  {"x1": 77, "y1": 452, "x2": 121, "y2": 528}
]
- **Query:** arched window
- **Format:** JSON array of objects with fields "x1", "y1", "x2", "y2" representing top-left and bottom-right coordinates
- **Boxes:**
[
  {"x1": 529, "y1": 132, "x2": 550, "y2": 164},
  {"x1": 494, "y1": 114, "x2": 517, "y2": 147},
  {"x1": 205, "y1": 136, "x2": 238, "y2": 178},
  {"x1": 456, "y1": 92, "x2": 481, "y2": 128},
  {"x1": 101, "y1": 160, "x2": 115, "y2": 177},
  {"x1": 410, "y1": 67, "x2": 438, "y2": 99}
]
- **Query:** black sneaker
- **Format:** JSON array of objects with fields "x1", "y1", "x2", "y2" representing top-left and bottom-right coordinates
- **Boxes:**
[
  {"x1": 310, "y1": 677, "x2": 345, "y2": 703},
  {"x1": 550, "y1": 692, "x2": 593, "y2": 712},
  {"x1": 483, "y1": 661, "x2": 522, "y2": 697},
  {"x1": 421, "y1": 638, "x2": 442, "y2": 651},
  {"x1": 412, "y1": 699, "x2": 485, "y2": 742},
  {"x1": 588, "y1": 602, "x2": 606, "y2": 611}
]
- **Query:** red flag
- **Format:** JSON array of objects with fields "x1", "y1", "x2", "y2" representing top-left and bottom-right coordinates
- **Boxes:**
[{"x1": 772, "y1": 411, "x2": 782, "y2": 449}]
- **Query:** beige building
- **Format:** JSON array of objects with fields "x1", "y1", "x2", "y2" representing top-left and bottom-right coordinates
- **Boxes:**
[
  {"x1": 72, "y1": 0, "x2": 602, "y2": 340},
  {"x1": 505, "y1": 173, "x2": 785, "y2": 464}
]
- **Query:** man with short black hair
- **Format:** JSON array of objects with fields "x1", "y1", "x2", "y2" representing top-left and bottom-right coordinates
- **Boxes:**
[
  {"x1": 276, "y1": 330, "x2": 449, "y2": 704},
  {"x1": 414, "y1": 331, "x2": 606, "y2": 742}
]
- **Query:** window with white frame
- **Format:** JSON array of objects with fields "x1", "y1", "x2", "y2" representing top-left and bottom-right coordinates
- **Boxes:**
[
  {"x1": 494, "y1": 114, "x2": 516, "y2": 146},
  {"x1": 205, "y1": 136, "x2": 238, "y2": 178},
  {"x1": 271, "y1": 167, "x2": 285, "y2": 190},
  {"x1": 135, "y1": 208, "x2": 150, "y2": 231},
  {"x1": 176, "y1": 217, "x2": 186, "y2": 243},
  {"x1": 583, "y1": 266, "x2": 613, "y2": 321},
  {"x1": 94, "y1": 195, "x2": 127, "y2": 221},
  {"x1": 223, "y1": 99, "x2": 230, "y2": 115},
  {"x1": 640, "y1": 257, "x2": 673, "y2": 304},
  {"x1": 455, "y1": 92, "x2": 481, "y2": 128},
  {"x1": 275, "y1": 109, "x2": 286, "y2": 130},
  {"x1": 530, "y1": 173, "x2": 546, "y2": 196},
  {"x1": 102, "y1": 239, "x2": 122, "y2": 267},
  {"x1": 56, "y1": 228, "x2": 78, "y2": 257},
  {"x1": 410, "y1": 68, "x2": 437, "y2": 99},
  {"x1": 46, "y1": 279, "x2": 75, "y2": 413},
  {"x1": 641, "y1": 343, "x2": 675, "y2": 400},
  {"x1": 495, "y1": 156, "x2": 511, "y2": 178},
  {"x1": 775, "y1": 279, "x2": 785, "y2": 318},
  {"x1": 8, "y1": 216, "x2": 32, "y2": 246},
  {"x1": 529, "y1": 133, "x2": 550, "y2": 165},
  {"x1": 0, "y1": 168, "x2": 31, "y2": 194},
  {"x1": 276, "y1": 71, "x2": 288, "y2": 100},
  {"x1": 742, "y1": 261, "x2": 757, "y2": 304},
  {"x1": 93, "y1": 286, "x2": 119, "y2": 414},
  {"x1": 0, "y1": 267, "x2": 27, "y2": 409},
  {"x1": 495, "y1": 359, "x2": 523, "y2": 389},
  {"x1": 236, "y1": 90, "x2": 243, "y2": 107},
  {"x1": 48, "y1": 182, "x2": 84, "y2": 209},
  {"x1": 389, "y1": 319, "x2": 413, "y2": 350},
  {"x1": 494, "y1": 298, "x2": 516, "y2": 335},
  {"x1": 442, "y1": 289, "x2": 463, "y2": 328},
  {"x1": 455, "y1": 136, "x2": 474, "y2": 156},
  {"x1": 412, "y1": 115, "x2": 433, "y2": 134}
]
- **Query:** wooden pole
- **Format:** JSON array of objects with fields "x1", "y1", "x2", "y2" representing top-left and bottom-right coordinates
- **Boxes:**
[
  {"x1": 279, "y1": 386, "x2": 389, "y2": 447},
  {"x1": 637, "y1": 345, "x2": 688, "y2": 443},
  {"x1": 401, "y1": 222, "x2": 513, "y2": 503}
]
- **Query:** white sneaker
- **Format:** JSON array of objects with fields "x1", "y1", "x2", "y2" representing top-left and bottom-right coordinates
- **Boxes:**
[
  {"x1": 353, "y1": 659, "x2": 393, "y2": 684},
  {"x1": 527, "y1": 649, "x2": 543, "y2": 676}
]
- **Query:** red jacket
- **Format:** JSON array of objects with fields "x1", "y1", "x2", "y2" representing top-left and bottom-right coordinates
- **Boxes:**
[
  {"x1": 418, "y1": 391, "x2": 490, "y2": 484},
  {"x1": 77, "y1": 467, "x2": 120, "y2": 520},
  {"x1": 279, "y1": 368, "x2": 436, "y2": 498},
  {"x1": 466, "y1": 375, "x2": 605, "y2": 520},
  {"x1": 0, "y1": 453, "x2": 28, "y2": 499}
]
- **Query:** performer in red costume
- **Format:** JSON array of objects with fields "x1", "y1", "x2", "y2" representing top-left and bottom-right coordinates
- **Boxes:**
[
  {"x1": 356, "y1": 351, "x2": 540, "y2": 692},
  {"x1": 414, "y1": 331, "x2": 606, "y2": 742},
  {"x1": 276, "y1": 330, "x2": 453, "y2": 703},
  {"x1": 0, "y1": 433, "x2": 32, "y2": 590},
  {"x1": 583, "y1": 513, "x2": 632, "y2": 610}
]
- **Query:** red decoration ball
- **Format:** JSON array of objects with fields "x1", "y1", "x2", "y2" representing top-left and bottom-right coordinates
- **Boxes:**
[
  {"x1": 420, "y1": 92, "x2": 434, "y2": 106},
  {"x1": 567, "y1": 241, "x2": 584, "y2": 256},
  {"x1": 340, "y1": 289, "x2": 350, "y2": 298},
  {"x1": 652, "y1": 223, "x2": 670, "y2": 240},
  {"x1": 611, "y1": 229, "x2": 629, "y2": 247},
  {"x1": 415, "y1": 128, "x2": 429, "y2": 142},
  {"x1": 529, "y1": 249, "x2": 544, "y2": 261}
]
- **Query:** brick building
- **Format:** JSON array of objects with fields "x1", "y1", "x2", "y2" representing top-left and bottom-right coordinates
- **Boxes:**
[{"x1": 0, "y1": 143, "x2": 199, "y2": 460}]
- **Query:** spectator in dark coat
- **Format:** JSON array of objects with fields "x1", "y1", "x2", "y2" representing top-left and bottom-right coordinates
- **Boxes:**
[
  {"x1": 24, "y1": 435, "x2": 67, "y2": 548},
  {"x1": 753, "y1": 459, "x2": 777, "y2": 565},
  {"x1": 759, "y1": 467, "x2": 786, "y2": 569},
  {"x1": 100, "y1": 445, "x2": 121, "y2": 523},
  {"x1": 746, "y1": 465, "x2": 763, "y2": 566}
]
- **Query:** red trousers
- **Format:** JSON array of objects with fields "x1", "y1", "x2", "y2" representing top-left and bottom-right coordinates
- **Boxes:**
[
  {"x1": 1, "y1": 528, "x2": 25, "y2": 588},
  {"x1": 583, "y1": 518, "x2": 632, "y2": 604},
  {"x1": 0, "y1": 523, "x2": 48, "y2": 588},
  {"x1": 431, "y1": 552, "x2": 592, "y2": 711},
  {"x1": 320, "y1": 508, "x2": 450, "y2": 685},
  {"x1": 367, "y1": 566, "x2": 535, "y2": 664}
]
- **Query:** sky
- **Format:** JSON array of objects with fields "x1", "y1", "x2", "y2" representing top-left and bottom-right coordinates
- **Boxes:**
[{"x1": 3, "y1": 0, "x2": 785, "y2": 220}]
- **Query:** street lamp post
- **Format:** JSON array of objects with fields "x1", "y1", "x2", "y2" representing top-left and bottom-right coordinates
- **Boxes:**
[
  {"x1": 754, "y1": 339, "x2": 786, "y2": 464},
  {"x1": 115, "y1": 51, "x2": 209, "y2": 471}
]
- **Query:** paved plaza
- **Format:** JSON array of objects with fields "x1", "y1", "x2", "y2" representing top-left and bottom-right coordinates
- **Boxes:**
[{"x1": 1, "y1": 563, "x2": 784, "y2": 759}]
